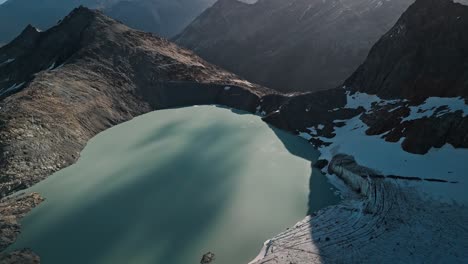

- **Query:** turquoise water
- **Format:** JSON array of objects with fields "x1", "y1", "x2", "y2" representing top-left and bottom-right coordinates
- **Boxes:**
[{"x1": 9, "y1": 106, "x2": 339, "y2": 264}]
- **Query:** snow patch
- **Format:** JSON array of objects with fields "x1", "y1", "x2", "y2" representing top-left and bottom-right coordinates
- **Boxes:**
[
  {"x1": 314, "y1": 115, "x2": 468, "y2": 204},
  {"x1": 402, "y1": 97, "x2": 468, "y2": 122},
  {"x1": 0, "y1": 58, "x2": 15, "y2": 67},
  {"x1": 345, "y1": 91, "x2": 401, "y2": 111},
  {"x1": 306, "y1": 127, "x2": 318, "y2": 136},
  {"x1": 299, "y1": 132, "x2": 312, "y2": 141},
  {"x1": 0, "y1": 82, "x2": 25, "y2": 97},
  {"x1": 224, "y1": 86, "x2": 231, "y2": 91},
  {"x1": 47, "y1": 62, "x2": 56, "y2": 71},
  {"x1": 255, "y1": 105, "x2": 266, "y2": 116}
]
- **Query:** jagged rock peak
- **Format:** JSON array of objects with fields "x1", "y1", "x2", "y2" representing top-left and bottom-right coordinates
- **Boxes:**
[
  {"x1": 64, "y1": 5, "x2": 101, "y2": 19},
  {"x1": 8, "y1": 24, "x2": 41, "y2": 46},
  {"x1": 345, "y1": 0, "x2": 468, "y2": 100}
]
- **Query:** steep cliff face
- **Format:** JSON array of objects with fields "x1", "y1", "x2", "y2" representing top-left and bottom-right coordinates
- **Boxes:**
[
  {"x1": 261, "y1": 0, "x2": 468, "y2": 155},
  {"x1": 175, "y1": 0, "x2": 415, "y2": 93},
  {"x1": 345, "y1": 0, "x2": 468, "y2": 100},
  {"x1": 0, "y1": 7, "x2": 272, "y2": 199}
]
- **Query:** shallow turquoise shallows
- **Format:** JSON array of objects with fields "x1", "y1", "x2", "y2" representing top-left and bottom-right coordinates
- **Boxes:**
[{"x1": 9, "y1": 106, "x2": 339, "y2": 264}]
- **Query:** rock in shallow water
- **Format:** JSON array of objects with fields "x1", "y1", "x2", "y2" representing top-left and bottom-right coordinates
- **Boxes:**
[
  {"x1": 200, "y1": 252, "x2": 215, "y2": 263},
  {"x1": 313, "y1": 159, "x2": 329, "y2": 170}
]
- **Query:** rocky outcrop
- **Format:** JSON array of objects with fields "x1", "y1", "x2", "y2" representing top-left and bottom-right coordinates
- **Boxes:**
[
  {"x1": 0, "y1": 193, "x2": 44, "y2": 251},
  {"x1": 345, "y1": 0, "x2": 468, "y2": 100},
  {"x1": 200, "y1": 252, "x2": 215, "y2": 264},
  {"x1": 260, "y1": 88, "x2": 362, "y2": 131},
  {"x1": 0, "y1": 249, "x2": 40, "y2": 264},
  {"x1": 175, "y1": 0, "x2": 415, "y2": 93}
]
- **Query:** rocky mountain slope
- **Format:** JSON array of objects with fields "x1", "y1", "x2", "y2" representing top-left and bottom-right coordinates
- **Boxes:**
[
  {"x1": 175, "y1": 0, "x2": 415, "y2": 93},
  {"x1": 0, "y1": 0, "x2": 215, "y2": 44},
  {"x1": 259, "y1": 0, "x2": 468, "y2": 155},
  {"x1": 0, "y1": 6, "x2": 272, "y2": 200},
  {"x1": 345, "y1": 0, "x2": 468, "y2": 100}
]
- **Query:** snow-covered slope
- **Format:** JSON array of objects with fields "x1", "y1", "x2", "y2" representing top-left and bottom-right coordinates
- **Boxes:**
[{"x1": 297, "y1": 90, "x2": 468, "y2": 204}]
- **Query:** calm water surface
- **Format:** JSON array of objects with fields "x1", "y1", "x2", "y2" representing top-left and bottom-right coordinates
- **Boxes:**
[{"x1": 9, "y1": 106, "x2": 339, "y2": 264}]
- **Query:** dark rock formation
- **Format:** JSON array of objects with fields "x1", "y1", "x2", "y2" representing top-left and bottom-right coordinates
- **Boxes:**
[
  {"x1": 345, "y1": 0, "x2": 468, "y2": 100},
  {"x1": 175, "y1": 0, "x2": 414, "y2": 93},
  {"x1": 261, "y1": 88, "x2": 363, "y2": 131},
  {"x1": 200, "y1": 252, "x2": 215, "y2": 264},
  {"x1": 313, "y1": 159, "x2": 328, "y2": 170}
]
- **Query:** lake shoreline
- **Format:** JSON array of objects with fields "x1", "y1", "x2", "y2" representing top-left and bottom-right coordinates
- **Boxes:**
[
  {"x1": 250, "y1": 155, "x2": 468, "y2": 264},
  {"x1": 1, "y1": 106, "x2": 338, "y2": 264}
]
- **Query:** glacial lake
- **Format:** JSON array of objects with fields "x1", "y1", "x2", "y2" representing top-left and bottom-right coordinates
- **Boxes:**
[{"x1": 9, "y1": 105, "x2": 339, "y2": 264}]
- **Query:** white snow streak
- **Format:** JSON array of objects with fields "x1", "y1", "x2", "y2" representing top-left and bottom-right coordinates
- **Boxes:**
[
  {"x1": 315, "y1": 114, "x2": 468, "y2": 204},
  {"x1": 402, "y1": 96, "x2": 468, "y2": 121},
  {"x1": 0, "y1": 58, "x2": 15, "y2": 67},
  {"x1": 0, "y1": 82, "x2": 25, "y2": 97}
]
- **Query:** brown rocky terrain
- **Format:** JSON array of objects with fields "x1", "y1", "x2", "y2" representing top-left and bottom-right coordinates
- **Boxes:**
[{"x1": 0, "y1": 193, "x2": 43, "y2": 263}]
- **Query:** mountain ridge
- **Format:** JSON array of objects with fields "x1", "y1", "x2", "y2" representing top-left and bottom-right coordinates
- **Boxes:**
[
  {"x1": 345, "y1": 0, "x2": 468, "y2": 100},
  {"x1": 175, "y1": 0, "x2": 416, "y2": 93}
]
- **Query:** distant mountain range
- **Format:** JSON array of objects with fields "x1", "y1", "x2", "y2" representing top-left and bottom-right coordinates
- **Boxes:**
[
  {"x1": 175, "y1": 0, "x2": 468, "y2": 93},
  {"x1": 0, "y1": 0, "x2": 215, "y2": 45}
]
